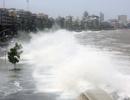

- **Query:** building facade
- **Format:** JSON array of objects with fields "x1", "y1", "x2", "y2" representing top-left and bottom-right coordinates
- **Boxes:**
[{"x1": 118, "y1": 15, "x2": 128, "y2": 26}]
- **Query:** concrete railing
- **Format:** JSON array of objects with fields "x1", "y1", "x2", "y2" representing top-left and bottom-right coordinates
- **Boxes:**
[{"x1": 78, "y1": 88, "x2": 113, "y2": 100}]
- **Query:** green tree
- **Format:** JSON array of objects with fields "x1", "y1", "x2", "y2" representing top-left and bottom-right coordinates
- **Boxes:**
[{"x1": 8, "y1": 43, "x2": 23, "y2": 70}]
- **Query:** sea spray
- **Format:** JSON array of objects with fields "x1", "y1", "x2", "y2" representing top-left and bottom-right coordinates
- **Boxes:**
[{"x1": 23, "y1": 30, "x2": 130, "y2": 99}]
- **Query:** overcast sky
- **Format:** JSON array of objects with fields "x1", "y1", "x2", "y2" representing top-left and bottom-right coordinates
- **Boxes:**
[{"x1": 0, "y1": 0, "x2": 130, "y2": 19}]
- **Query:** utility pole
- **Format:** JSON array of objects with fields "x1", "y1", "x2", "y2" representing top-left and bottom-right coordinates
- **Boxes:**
[
  {"x1": 3, "y1": 0, "x2": 5, "y2": 8},
  {"x1": 26, "y1": 0, "x2": 29, "y2": 11}
]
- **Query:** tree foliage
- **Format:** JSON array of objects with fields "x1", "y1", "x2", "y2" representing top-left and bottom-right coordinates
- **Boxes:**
[{"x1": 8, "y1": 43, "x2": 23, "y2": 69}]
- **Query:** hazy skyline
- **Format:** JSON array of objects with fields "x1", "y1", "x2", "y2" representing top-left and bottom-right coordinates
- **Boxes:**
[{"x1": 0, "y1": 0, "x2": 130, "y2": 19}]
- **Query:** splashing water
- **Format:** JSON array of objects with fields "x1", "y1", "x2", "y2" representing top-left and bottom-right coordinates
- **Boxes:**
[{"x1": 23, "y1": 30, "x2": 130, "y2": 99}]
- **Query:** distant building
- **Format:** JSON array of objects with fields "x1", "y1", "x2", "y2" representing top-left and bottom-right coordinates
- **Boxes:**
[
  {"x1": 127, "y1": 20, "x2": 130, "y2": 28},
  {"x1": 64, "y1": 16, "x2": 73, "y2": 30},
  {"x1": 100, "y1": 21, "x2": 113, "y2": 30},
  {"x1": 81, "y1": 14, "x2": 100, "y2": 30},
  {"x1": 0, "y1": 8, "x2": 17, "y2": 42},
  {"x1": 87, "y1": 15, "x2": 100, "y2": 29},
  {"x1": 100, "y1": 12, "x2": 104, "y2": 22},
  {"x1": 128, "y1": 19, "x2": 130, "y2": 24},
  {"x1": 109, "y1": 19, "x2": 120, "y2": 29},
  {"x1": 16, "y1": 10, "x2": 32, "y2": 31},
  {"x1": 37, "y1": 13, "x2": 48, "y2": 19},
  {"x1": 55, "y1": 16, "x2": 65, "y2": 28},
  {"x1": 83, "y1": 11, "x2": 89, "y2": 18},
  {"x1": 0, "y1": 8, "x2": 15, "y2": 26},
  {"x1": 118, "y1": 15, "x2": 128, "y2": 26}
]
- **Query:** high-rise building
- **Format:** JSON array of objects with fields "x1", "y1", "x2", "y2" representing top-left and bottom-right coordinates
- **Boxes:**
[
  {"x1": 83, "y1": 11, "x2": 89, "y2": 18},
  {"x1": 118, "y1": 15, "x2": 128, "y2": 25},
  {"x1": 100, "y1": 12, "x2": 104, "y2": 22}
]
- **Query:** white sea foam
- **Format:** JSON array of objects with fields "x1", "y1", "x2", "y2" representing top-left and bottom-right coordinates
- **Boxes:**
[{"x1": 23, "y1": 30, "x2": 130, "y2": 99}]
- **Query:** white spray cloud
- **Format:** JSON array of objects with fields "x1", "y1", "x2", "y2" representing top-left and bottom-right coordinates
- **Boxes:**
[{"x1": 23, "y1": 30, "x2": 130, "y2": 99}]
